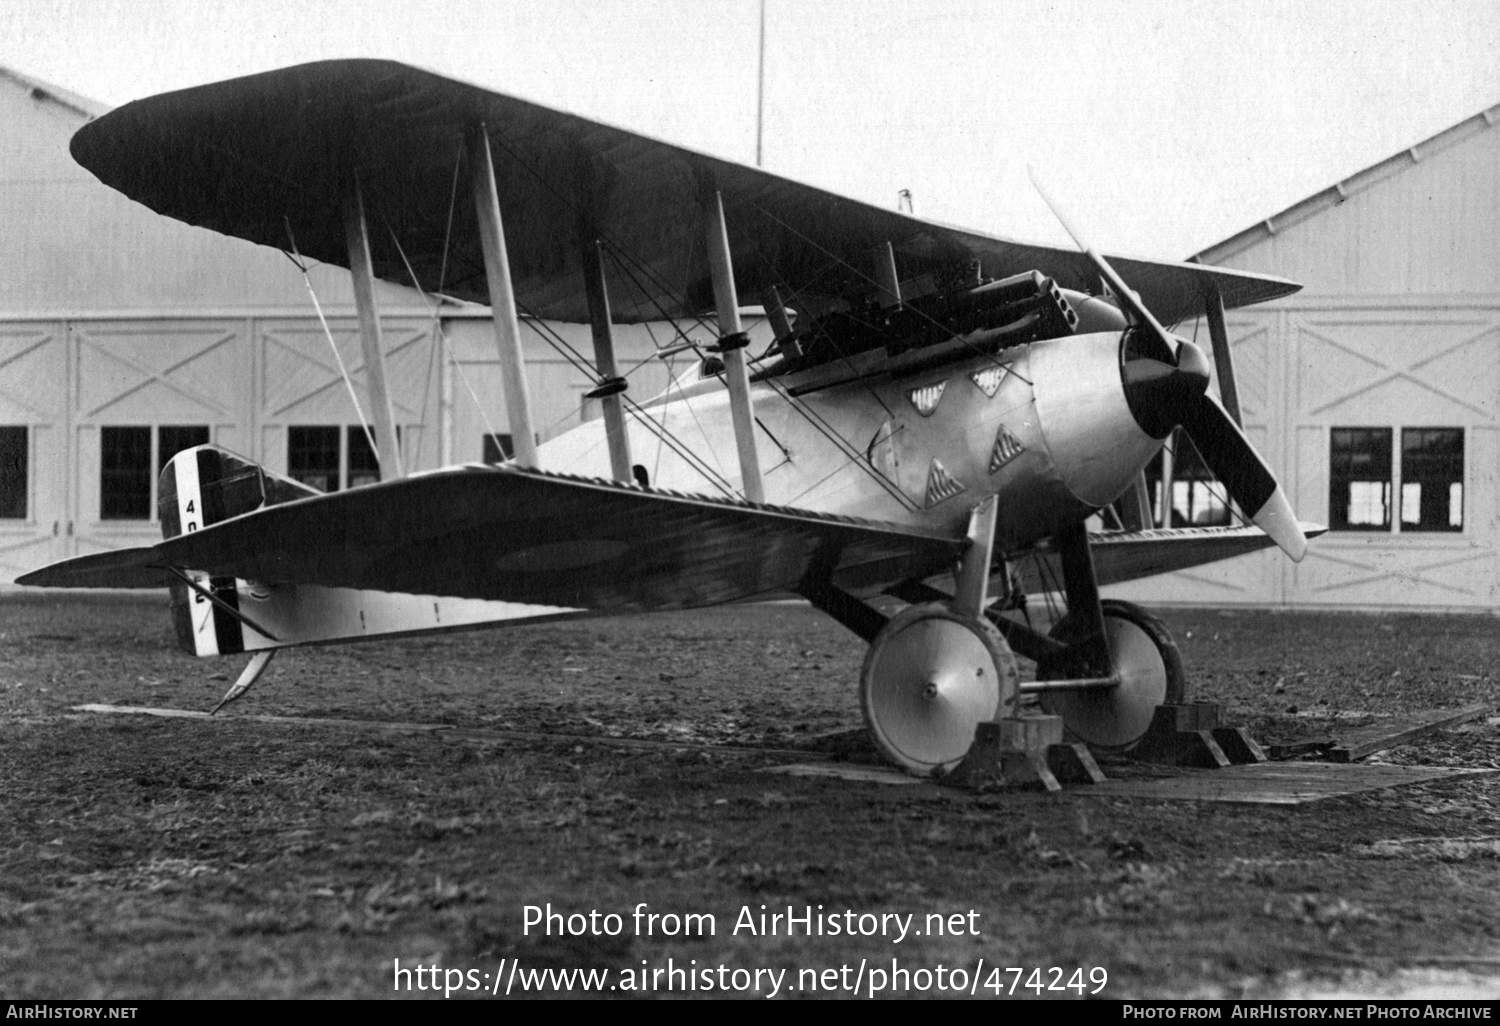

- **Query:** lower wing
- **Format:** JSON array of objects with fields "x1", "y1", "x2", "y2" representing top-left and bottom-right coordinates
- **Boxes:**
[
  {"x1": 19, "y1": 465, "x2": 965, "y2": 611},
  {"x1": 1015, "y1": 523, "x2": 1329, "y2": 593}
]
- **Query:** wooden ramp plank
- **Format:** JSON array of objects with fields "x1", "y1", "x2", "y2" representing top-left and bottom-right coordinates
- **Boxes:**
[
  {"x1": 760, "y1": 763, "x2": 926, "y2": 786},
  {"x1": 1085, "y1": 762, "x2": 1495, "y2": 805},
  {"x1": 1325, "y1": 704, "x2": 1489, "y2": 763},
  {"x1": 69, "y1": 704, "x2": 810, "y2": 757}
]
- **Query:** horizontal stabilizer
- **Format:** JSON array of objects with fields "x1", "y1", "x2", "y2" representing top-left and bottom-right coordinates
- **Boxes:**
[{"x1": 17, "y1": 547, "x2": 175, "y2": 590}]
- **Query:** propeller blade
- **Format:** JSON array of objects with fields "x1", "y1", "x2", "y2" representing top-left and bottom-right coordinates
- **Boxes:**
[
  {"x1": 1179, "y1": 393, "x2": 1308, "y2": 562},
  {"x1": 1027, "y1": 167, "x2": 1176, "y2": 354},
  {"x1": 1028, "y1": 169, "x2": 1308, "y2": 563}
]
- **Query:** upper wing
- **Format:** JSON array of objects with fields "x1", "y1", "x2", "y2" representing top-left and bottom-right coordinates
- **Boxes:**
[
  {"x1": 70, "y1": 59, "x2": 1299, "y2": 326},
  {"x1": 1014, "y1": 523, "x2": 1329, "y2": 593},
  {"x1": 20, "y1": 466, "x2": 964, "y2": 609}
]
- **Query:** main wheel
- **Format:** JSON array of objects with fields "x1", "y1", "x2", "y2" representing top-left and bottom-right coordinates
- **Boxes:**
[
  {"x1": 861, "y1": 603, "x2": 1020, "y2": 776},
  {"x1": 1038, "y1": 599, "x2": 1184, "y2": 752}
]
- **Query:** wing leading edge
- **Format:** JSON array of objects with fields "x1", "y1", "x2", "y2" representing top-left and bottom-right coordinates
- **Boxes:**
[
  {"x1": 70, "y1": 59, "x2": 1300, "y2": 326},
  {"x1": 20, "y1": 466, "x2": 965, "y2": 610}
]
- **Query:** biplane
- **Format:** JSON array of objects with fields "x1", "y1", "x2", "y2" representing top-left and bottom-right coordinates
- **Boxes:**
[{"x1": 20, "y1": 59, "x2": 1321, "y2": 776}]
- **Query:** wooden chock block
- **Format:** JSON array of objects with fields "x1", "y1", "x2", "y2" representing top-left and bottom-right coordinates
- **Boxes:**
[
  {"x1": 993, "y1": 715, "x2": 1065, "y2": 751},
  {"x1": 947, "y1": 715, "x2": 1067, "y2": 791},
  {"x1": 1132, "y1": 704, "x2": 1236, "y2": 767},
  {"x1": 1213, "y1": 726, "x2": 1268, "y2": 764},
  {"x1": 1158, "y1": 702, "x2": 1222, "y2": 733},
  {"x1": 1047, "y1": 742, "x2": 1107, "y2": 784}
]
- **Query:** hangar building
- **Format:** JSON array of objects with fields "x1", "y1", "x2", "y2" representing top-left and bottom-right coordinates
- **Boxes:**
[
  {"x1": 5, "y1": 66, "x2": 1497, "y2": 611},
  {"x1": 1115, "y1": 101, "x2": 1500, "y2": 611},
  {"x1": 0, "y1": 68, "x2": 680, "y2": 587}
]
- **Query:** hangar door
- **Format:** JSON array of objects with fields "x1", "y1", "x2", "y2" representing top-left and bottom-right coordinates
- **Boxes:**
[
  {"x1": 68, "y1": 319, "x2": 251, "y2": 567},
  {"x1": 0, "y1": 321, "x2": 67, "y2": 581}
]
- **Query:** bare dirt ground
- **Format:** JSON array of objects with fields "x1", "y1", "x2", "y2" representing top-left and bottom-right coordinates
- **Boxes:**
[{"x1": 1, "y1": 593, "x2": 1498, "y2": 999}]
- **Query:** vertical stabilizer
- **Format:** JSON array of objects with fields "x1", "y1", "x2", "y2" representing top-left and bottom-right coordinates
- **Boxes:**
[{"x1": 158, "y1": 447, "x2": 269, "y2": 657}]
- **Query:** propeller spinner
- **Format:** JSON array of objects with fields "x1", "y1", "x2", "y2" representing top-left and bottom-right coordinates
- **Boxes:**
[{"x1": 1029, "y1": 170, "x2": 1308, "y2": 562}]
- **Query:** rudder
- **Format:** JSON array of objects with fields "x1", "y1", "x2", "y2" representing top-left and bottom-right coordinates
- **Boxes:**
[{"x1": 159, "y1": 446, "x2": 273, "y2": 657}]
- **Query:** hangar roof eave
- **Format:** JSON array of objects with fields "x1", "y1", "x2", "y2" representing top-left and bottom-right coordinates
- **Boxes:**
[
  {"x1": 0, "y1": 64, "x2": 111, "y2": 121},
  {"x1": 1189, "y1": 101, "x2": 1500, "y2": 267}
]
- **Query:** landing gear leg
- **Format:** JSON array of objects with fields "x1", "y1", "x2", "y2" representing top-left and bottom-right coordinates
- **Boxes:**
[
  {"x1": 860, "y1": 496, "x2": 1021, "y2": 776},
  {"x1": 1040, "y1": 599, "x2": 1185, "y2": 751},
  {"x1": 803, "y1": 497, "x2": 1022, "y2": 777},
  {"x1": 1036, "y1": 522, "x2": 1185, "y2": 751}
]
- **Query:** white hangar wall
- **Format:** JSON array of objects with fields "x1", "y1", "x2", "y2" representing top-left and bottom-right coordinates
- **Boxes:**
[
  {"x1": 13, "y1": 62, "x2": 1497, "y2": 611},
  {"x1": 0, "y1": 69, "x2": 683, "y2": 585},
  {"x1": 1111, "y1": 103, "x2": 1500, "y2": 610}
]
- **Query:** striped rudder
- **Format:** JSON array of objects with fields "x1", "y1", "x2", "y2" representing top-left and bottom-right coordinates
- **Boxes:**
[{"x1": 159, "y1": 447, "x2": 268, "y2": 657}]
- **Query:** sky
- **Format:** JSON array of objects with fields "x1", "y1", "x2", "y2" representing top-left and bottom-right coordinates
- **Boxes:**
[{"x1": 3, "y1": 0, "x2": 1498, "y2": 259}]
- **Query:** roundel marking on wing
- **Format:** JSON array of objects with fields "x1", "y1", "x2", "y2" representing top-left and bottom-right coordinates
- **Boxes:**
[{"x1": 494, "y1": 539, "x2": 631, "y2": 574}]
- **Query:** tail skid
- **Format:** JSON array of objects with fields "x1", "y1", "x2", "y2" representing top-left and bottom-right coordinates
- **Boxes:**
[{"x1": 211, "y1": 649, "x2": 275, "y2": 715}]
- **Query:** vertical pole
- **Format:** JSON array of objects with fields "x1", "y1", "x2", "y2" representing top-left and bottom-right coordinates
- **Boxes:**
[
  {"x1": 1131, "y1": 473, "x2": 1152, "y2": 531},
  {"x1": 761, "y1": 285, "x2": 800, "y2": 359},
  {"x1": 581, "y1": 239, "x2": 633, "y2": 483},
  {"x1": 438, "y1": 321, "x2": 453, "y2": 469},
  {"x1": 761, "y1": 285, "x2": 793, "y2": 340},
  {"x1": 876, "y1": 240, "x2": 902, "y2": 309},
  {"x1": 755, "y1": 0, "x2": 766, "y2": 168},
  {"x1": 1054, "y1": 520, "x2": 1111, "y2": 677},
  {"x1": 341, "y1": 181, "x2": 404, "y2": 480},
  {"x1": 703, "y1": 188, "x2": 765, "y2": 504},
  {"x1": 1158, "y1": 433, "x2": 1176, "y2": 528},
  {"x1": 467, "y1": 124, "x2": 540, "y2": 469},
  {"x1": 952, "y1": 495, "x2": 998, "y2": 619},
  {"x1": 1204, "y1": 283, "x2": 1242, "y2": 427}
]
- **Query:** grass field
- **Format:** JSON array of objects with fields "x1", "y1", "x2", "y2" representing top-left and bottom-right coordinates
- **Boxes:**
[{"x1": 1, "y1": 594, "x2": 1497, "y2": 998}]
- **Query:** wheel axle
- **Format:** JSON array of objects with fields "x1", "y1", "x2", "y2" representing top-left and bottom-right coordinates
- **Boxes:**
[{"x1": 1019, "y1": 675, "x2": 1120, "y2": 693}]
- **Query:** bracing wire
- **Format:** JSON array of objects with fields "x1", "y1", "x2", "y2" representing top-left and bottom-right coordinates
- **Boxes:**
[
  {"x1": 514, "y1": 301, "x2": 739, "y2": 498},
  {"x1": 478, "y1": 128, "x2": 925, "y2": 507},
  {"x1": 281, "y1": 219, "x2": 380, "y2": 464},
  {"x1": 599, "y1": 240, "x2": 918, "y2": 511},
  {"x1": 379, "y1": 214, "x2": 503, "y2": 449},
  {"x1": 1157, "y1": 430, "x2": 1252, "y2": 531}
]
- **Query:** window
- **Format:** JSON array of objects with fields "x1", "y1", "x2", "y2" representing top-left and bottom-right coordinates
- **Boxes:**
[
  {"x1": 1329, "y1": 427, "x2": 1463, "y2": 533},
  {"x1": 101, "y1": 425, "x2": 209, "y2": 520},
  {"x1": 288, "y1": 425, "x2": 393, "y2": 492},
  {"x1": 481, "y1": 432, "x2": 541, "y2": 464},
  {"x1": 347, "y1": 426, "x2": 381, "y2": 490},
  {"x1": 288, "y1": 426, "x2": 341, "y2": 492},
  {"x1": 0, "y1": 426, "x2": 26, "y2": 519},
  {"x1": 101, "y1": 427, "x2": 151, "y2": 519},
  {"x1": 1330, "y1": 428, "x2": 1391, "y2": 530},
  {"x1": 1401, "y1": 428, "x2": 1463, "y2": 532},
  {"x1": 159, "y1": 426, "x2": 211, "y2": 476},
  {"x1": 1144, "y1": 430, "x2": 1231, "y2": 528},
  {"x1": 483, "y1": 433, "x2": 514, "y2": 464}
]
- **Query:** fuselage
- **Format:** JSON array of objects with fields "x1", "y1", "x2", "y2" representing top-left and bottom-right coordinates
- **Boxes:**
[
  {"x1": 542, "y1": 328, "x2": 1164, "y2": 553},
  {"x1": 160, "y1": 301, "x2": 1176, "y2": 658}
]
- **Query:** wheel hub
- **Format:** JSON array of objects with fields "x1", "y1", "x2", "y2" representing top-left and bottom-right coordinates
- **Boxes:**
[{"x1": 861, "y1": 603, "x2": 1019, "y2": 775}]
